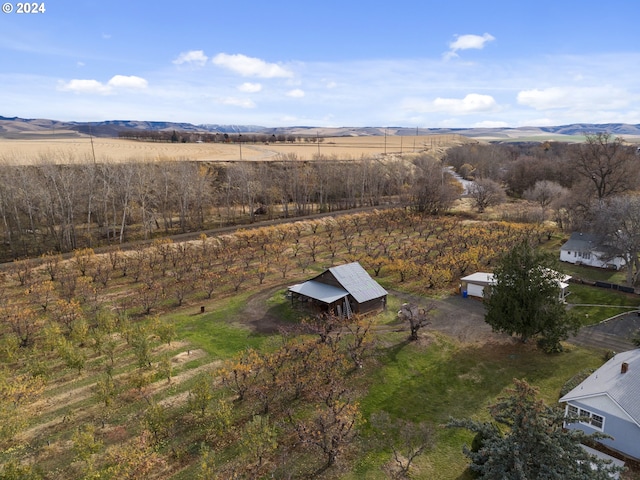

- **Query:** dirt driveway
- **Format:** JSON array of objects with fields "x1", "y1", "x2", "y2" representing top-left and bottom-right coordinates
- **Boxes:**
[
  {"x1": 239, "y1": 285, "x2": 513, "y2": 345},
  {"x1": 389, "y1": 289, "x2": 513, "y2": 344}
]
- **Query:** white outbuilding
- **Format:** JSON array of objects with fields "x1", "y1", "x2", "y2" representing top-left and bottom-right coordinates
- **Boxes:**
[{"x1": 460, "y1": 270, "x2": 571, "y2": 302}]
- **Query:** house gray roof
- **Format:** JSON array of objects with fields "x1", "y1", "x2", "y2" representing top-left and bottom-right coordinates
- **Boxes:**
[
  {"x1": 561, "y1": 232, "x2": 604, "y2": 251},
  {"x1": 327, "y1": 262, "x2": 388, "y2": 304},
  {"x1": 560, "y1": 349, "x2": 640, "y2": 426},
  {"x1": 288, "y1": 281, "x2": 348, "y2": 304},
  {"x1": 560, "y1": 232, "x2": 621, "y2": 255}
]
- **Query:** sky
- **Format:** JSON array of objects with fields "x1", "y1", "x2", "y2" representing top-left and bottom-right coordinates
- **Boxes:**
[{"x1": 1, "y1": 0, "x2": 640, "y2": 128}]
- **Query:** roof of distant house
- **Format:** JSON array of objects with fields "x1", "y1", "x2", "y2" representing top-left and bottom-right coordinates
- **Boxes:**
[
  {"x1": 561, "y1": 232, "x2": 620, "y2": 255},
  {"x1": 461, "y1": 270, "x2": 571, "y2": 290}
]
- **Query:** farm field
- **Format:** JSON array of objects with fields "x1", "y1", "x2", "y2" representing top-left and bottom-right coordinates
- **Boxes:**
[
  {"x1": 1, "y1": 209, "x2": 636, "y2": 479},
  {"x1": 0, "y1": 134, "x2": 471, "y2": 164}
]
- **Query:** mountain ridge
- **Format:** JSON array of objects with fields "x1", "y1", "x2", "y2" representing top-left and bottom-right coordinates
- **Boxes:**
[{"x1": 2, "y1": 116, "x2": 640, "y2": 140}]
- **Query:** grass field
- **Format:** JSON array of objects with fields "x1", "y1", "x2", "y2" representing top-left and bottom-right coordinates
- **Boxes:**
[{"x1": 0, "y1": 134, "x2": 470, "y2": 164}]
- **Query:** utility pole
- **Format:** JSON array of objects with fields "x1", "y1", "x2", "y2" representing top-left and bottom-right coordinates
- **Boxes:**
[
  {"x1": 89, "y1": 123, "x2": 96, "y2": 164},
  {"x1": 384, "y1": 128, "x2": 387, "y2": 155}
]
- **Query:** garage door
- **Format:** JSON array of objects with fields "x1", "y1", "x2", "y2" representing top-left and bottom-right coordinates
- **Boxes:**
[{"x1": 466, "y1": 283, "x2": 485, "y2": 298}]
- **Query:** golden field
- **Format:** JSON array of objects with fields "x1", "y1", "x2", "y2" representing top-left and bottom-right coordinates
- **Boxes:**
[{"x1": 0, "y1": 134, "x2": 470, "y2": 163}]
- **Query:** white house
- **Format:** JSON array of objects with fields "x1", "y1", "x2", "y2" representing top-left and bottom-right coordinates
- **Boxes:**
[
  {"x1": 460, "y1": 270, "x2": 571, "y2": 302},
  {"x1": 560, "y1": 349, "x2": 640, "y2": 461},
  {"x1": 560, "y1": 232, "x2": 626, "y2": 270}
]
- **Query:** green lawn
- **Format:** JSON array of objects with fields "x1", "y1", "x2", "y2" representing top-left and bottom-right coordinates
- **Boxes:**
[
  {"x1": 172, "y1": 293, "x2": 267, "y2": 358},
  {"x1": 567, "y1": 283, "x2": 639, "y2": 326},
  {"x1": 561, "y1": 263, "x2": 628, "y2": 284},
  {"x1": 345, "y1": 335, "x2": 604, "y2": 479}
]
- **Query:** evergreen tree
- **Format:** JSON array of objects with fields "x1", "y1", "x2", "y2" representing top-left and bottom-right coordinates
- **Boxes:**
[
  {"x1": 448, "y1": 379, "x2": 624, "y2": 479},
  {"x1": 484, "y1": 240, "x2": 578, "y2": 351}
]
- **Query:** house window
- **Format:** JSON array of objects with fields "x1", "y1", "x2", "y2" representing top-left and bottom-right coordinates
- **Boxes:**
[
  {"x1": 583, "y1": 252, "x2": 591, "y2": 260},
  {"x1": 591, "y1": 414, "x2": 604, "y2": 429},
  {"x1": 568, "y1": 405, "x2": 605, "y2": 431}
]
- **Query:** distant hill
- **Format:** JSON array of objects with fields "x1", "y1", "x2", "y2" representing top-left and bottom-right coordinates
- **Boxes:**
[{"x1": 1, "y1": 116, "x2": 640, "y2": 140}]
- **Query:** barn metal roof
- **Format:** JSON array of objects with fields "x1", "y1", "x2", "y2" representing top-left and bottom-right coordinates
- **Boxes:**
[
  {"x1": 328, "y1": 262, "x2": 388, "y2": 304},
  {"x1": 288, "y1": 281, "x2": 348, "y2": 304},
  {"x1": 290, "y1": 262, "x2": 387, "y2": 305}
]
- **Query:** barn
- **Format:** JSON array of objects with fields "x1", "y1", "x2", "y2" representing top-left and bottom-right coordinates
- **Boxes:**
[{"x1": 288, "y1": 262, "x2": 387, "y2": 317}]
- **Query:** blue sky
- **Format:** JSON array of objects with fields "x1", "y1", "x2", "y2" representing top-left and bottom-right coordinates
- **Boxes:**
[{"x1": 1, "y1": 0, "x2": 639, "y2": 127}]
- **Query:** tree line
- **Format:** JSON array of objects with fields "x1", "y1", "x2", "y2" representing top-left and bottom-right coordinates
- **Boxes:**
[
  {"x1": 446, "y1": 133, "x2": 640, "y2": 285},
  {"x1": 0, "y1": 153, "x2": 459, "y2": 262},
  {"x1": 118, "y1": 129, "x2": 311, "y2": 144}
]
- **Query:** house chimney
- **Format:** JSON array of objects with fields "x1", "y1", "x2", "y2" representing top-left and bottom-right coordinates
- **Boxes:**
[{"x1": 621, "y1": 362, "x2": 629, "y2": 374}]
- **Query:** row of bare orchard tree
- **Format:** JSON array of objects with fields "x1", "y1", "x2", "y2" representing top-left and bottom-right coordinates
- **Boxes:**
[
  {"x1": 0, "y1": 153, "x2": 458, "y2": 261},
  {"x1": 0, "y1": 210, "x2": 543, "y2": 477},
  {"x1": 0, "y1": 210, "x2": 543, "y2": 353}
]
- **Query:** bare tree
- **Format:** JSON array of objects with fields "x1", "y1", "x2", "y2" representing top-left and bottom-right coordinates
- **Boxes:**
[
  {"x1": 524, "y1": 180, "x2": 570, "y2": 219},
  {"x1": 371, "y1": 411, "x2": 434, "y2": 479},
  {"x1": 398, "y1": 302, "x2": 434, "y2": 341},
  {"x1": 410, "y1": 155, "x2": 459, "y2": 214},
  {"x1": 571, "y1": 132, "x2": 637, "y2": 202},
  {"x1": 591, "y1": 194, "x2": 640, "y2": 286},
  {"x1": 468, "y1": 178, "x2": 506, "y2": 213}
]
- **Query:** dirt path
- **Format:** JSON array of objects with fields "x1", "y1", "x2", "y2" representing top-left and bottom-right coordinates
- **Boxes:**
[
  {"x1": 237, "y1": 283, "x2": 292, "y2": 333},
  {"x1": 388, "y1": 289, "x2": 514, "y2": 345},
  {"x1": 234, "y1": 283, "x2": 514, "y2": 345}
]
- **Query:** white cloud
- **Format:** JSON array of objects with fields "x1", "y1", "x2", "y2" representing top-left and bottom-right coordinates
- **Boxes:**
[
  {"x1": 107, "y1": 75, "x2": 148, "y2": 89},
  {"x1": 173, "y1": 50, "x2": 208, "y2": 67},
  {"x1": 58, "y1": 79, "x2": 111, "y2": 95},
  {"x1": 474, "y1": 120, "x2": 509, "y2": 128},
  {"x1": 287, "y1": 89, "x2": 305, "y2": 98},
  {"x1": 212, "y1": 53, "x2": 293, "y2": 78},
  {"x1": 325, "y1": 80, "x2": 337, "y2": 89},
  {"x1": 237, "y1": 82, "x2": 262, "y2": 93},
  {"x1": 517, "y1": 86, "x2": 630, "y2": 110},
  {"x1": 444, "y1": 33, "x2": 495, "y2": 60},
  {"x1": 218, "y1": 96, "x2": 256, "y2": 108},
  {"x1": 404, "y1": 93, "x2": 498, "y2": 115},
  {"x1": 433, "y1": 94, "x2": 497, "y2": 113},
  {"x1": 58, "y1": 75, "x2": 148, "y2": 95}
]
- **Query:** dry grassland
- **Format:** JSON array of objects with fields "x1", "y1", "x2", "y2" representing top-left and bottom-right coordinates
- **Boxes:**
[{"x1": 0, "y1": 134, "x2": 471, "y2": 164}]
